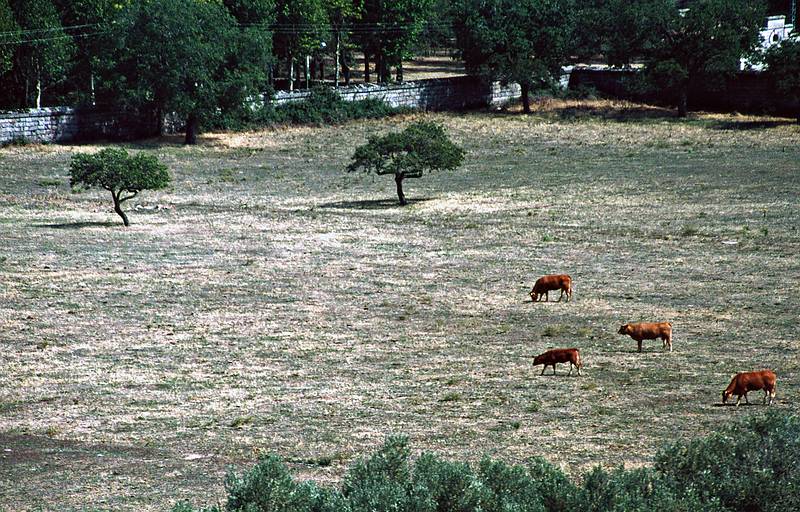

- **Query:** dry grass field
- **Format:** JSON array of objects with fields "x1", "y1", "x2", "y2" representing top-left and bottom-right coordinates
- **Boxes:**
[{"x1": 1, "y1": 100, "x2": 799, "y2": 511}]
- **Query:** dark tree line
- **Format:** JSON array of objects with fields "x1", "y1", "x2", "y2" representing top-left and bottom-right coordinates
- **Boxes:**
[{"x1": 1, "y1": 0, "x2": 797, "y2": 144}]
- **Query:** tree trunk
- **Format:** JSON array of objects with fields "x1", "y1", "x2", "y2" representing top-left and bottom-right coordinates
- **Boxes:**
[
  {"x1": 677, "y1": 87, "x2": 688, "y2": 117},
  {"x1": 310, "y1": 57, "x2": 316, "y2": 80},
  {"x1": 396, "y1": 62, "x2": 403, "y2": 83},
  {"x1": 364, "y1": 52, "x2": 370, "y2": 83},
  {"x1": 36, "y1": 76, "x2": 42, "y2": 109},
  {"x1": 289, "y1": 55, "x2": 294, "y2": 91},
  {"x1": 378, "y1": 53, "x2": 389, "y2": 83},
  {"x1": 335, "y1": 31, "x2": 340, "y2": 87},
  {"x1": 343, "y1": 49, "x2": 351, "y2": 85},
  {"x1": 376, "y1": 52, "x2": 383, "y2": 83},
  {"x1": 268, "y1": 63, "x2": 274, "y2": 89},
  {"x1": 184, "y1": 112, "x2": 199, "y2": 145},
  {"x1": 156, "y1": 107, "x2": 165, "y2": 136},
  {"x1": 90, "y1": 72, "x2": 96, "y2": 106},
  {"x1": 521, "y1": 82, "x2": 531, "y2": 113},
  {"x1": 112, "y1": 191, "x2": 130, "y2": 227},
  {"x1": 305, "y1": 55, "x2": 310, "y2": 89},
  {"x1": 395, "y1": 173, "x2": 407, "y2": 206},
  {"x1": 319, "y1": 59, "x2": 324, "y2": 83}
]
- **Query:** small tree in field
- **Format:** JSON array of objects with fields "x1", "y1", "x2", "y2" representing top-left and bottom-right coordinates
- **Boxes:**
[
  {"x1": 70, "y1": 148, "x2": 171, "y2": 226},
  {"x1": 347, "y1": 122, "x2": 465, "y2": 205}
]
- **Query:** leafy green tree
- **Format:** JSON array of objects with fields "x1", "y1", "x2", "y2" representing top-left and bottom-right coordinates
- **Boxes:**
[
  {"x1": 8, "y1": 0, "x2": 74, "y2": 108},
  {"x1": 0, "y1": 0, "x2": 19, "y2": 77},
  {"x1": 453, "y1": 0, "x2": 576, "y2": 113},
  {"x1": 355, "y1": 0, "x2": 433, "y2": 83},
  {"x1": 644, "y1": 0, "x2": 765, "y2": 117},
  {"x1": 220, "y1": 0, "x2": 276, "y2": 118},
  {"x1": 53, "y1": 0, "x2": 120, "y2": 106},
  {"x1": 70, "y1": 148, "x2": 170, "y2": 226},
  {"x1": 577, "y1": 0, "x2": 674, "y2": 68},
  {"x1": 324, "y1": 0, "x2": 362, "y2": 86},
  {"x1": 347, "y1": 121, "x2": 465, "y2": 205},
  {"x1": 415, "y1": 0, "x2": 454, "y2": 57},
  {"x1": 103, "y1": 0, "x2": 247, "y2": 144},
  {"x1": 273, "y1": 0, "x2": 328, "y2": 90},
  {"x1": 765, "y1": 34, "x2": 800, "y2": 123}
]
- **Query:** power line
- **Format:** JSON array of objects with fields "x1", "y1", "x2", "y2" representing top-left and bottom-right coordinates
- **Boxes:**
[
  {"x1": 0, "y1": 19, "x2": 454, "y2": 47},
  {"x1": 0, "y1": 22, "x2": 104, "y2": 37}
]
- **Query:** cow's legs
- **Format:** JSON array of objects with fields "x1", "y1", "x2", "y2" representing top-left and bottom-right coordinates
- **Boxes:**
[
  {"x1": 735, "y1": 395, "x2": 741, "y2": 406},
  {"x1": 567, "y1": 363, "x2": 572, "y2": 376},
  {"x1": 540, "y1": 366, "x2": 546, "y2": 376},
  {"x1": 552, "y1": 364, "x2": 557, "y2": 375},
  {"x1": 744, "y1": 393, "x2": 749, "y2": 404},
  {"x1": 637, "y1": 339, "x2": 643, "y2": 352}
]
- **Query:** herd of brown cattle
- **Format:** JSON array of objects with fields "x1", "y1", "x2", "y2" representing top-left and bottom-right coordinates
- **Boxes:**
[{"x1": 529, "y1": 274, "x2": 777, "y2": 406}]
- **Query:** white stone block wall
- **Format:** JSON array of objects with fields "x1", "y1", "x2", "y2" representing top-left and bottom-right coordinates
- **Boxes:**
[{"x1": 0, "y1": 76, "x2": 530, "y2": 144}]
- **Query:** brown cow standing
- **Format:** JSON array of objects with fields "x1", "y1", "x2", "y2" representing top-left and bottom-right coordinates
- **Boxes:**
[
  {"x1": 529, "y1": 274, "x2": 573, "y2": 302},
  {"x1": 618, "y1": 322, "x2": 673, "y2": 352},
  {"x1": 533, "y1": 348, "x2": 582, "y2": 376},
  {"x1": 723, "y1": 370, "x2": 777, "y2": 406}
]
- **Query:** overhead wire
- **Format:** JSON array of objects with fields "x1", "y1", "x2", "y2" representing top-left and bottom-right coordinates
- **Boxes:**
[{"x1": 0, "y1": 19, "x2": 453, "y2": 47}]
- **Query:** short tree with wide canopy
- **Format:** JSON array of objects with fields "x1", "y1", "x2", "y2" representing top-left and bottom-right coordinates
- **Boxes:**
[
  {"x1": 70, "y1": 148, "x2": 170, "y2": 226},
  {"x1": 347, "y1": 122, "x2": 464, "y2": 205}
]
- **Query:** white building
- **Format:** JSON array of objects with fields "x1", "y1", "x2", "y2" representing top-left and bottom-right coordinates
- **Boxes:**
[{"x1": 741, "y1": 15, "x2": 796, "y2": 70}]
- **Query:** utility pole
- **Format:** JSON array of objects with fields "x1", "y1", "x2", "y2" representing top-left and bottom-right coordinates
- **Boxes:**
[{"x1": 791, "y1": 0, "x2": 796, "y2": 28}]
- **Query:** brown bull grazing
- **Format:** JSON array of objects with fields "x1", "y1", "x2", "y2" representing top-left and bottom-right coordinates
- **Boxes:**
[
  {"x1": 533, "y1": 348, "x2": 582, "y2": 376},
  {"x1": 723, "y1": 370, "x2": 776, "y2": 406},
  {"x1": 618, "y1": 322, "x2": 673, "y2": 352},
  {"x1": 529, "y1": 274, "x2": 573, "y2": 302}
]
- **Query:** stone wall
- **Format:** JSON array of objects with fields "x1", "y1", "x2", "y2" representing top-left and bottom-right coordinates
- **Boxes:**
[
  {"x1": 273, "y1": 75, "x2": 521, "y2": 110},
  {"x1": 0, "y1": 107, "x2": 156, "y2": 145},
  {"x1": 0, "y1": 77, "x2": 522, "y2": 145}
]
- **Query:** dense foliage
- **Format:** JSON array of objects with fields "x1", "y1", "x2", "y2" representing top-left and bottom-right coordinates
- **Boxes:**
[
  {"x1": 69, "y1": 148, "x2": 170, "y2": 226},
  {"x1": 173, "y1": 411, "x2": 800, "y2": 512},
  {"x1": 452, "y1": 0, "x2": 576, "y2": 113},
  {"x1": 347, "y1": 121, "x2": 465, "y2": 205},
  {"x1": 642, "y1": 0, "x2": 765, "y2": 116},
  {"x1": 764, "y1": 35, "x2": 800, "y2": 123}
]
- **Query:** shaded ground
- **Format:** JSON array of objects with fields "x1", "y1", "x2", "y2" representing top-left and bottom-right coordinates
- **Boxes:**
[{"x1": 1, "y1": 101, "x2": 799, "y2": 510}]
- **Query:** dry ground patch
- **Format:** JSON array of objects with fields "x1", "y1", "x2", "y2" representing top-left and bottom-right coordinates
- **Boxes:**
[{"x1": 1, "y1": 102, "x2": 799, "y2": 510}]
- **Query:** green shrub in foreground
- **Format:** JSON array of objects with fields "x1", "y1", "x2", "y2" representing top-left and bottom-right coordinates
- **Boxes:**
[
  {"x1": 174, "y1": 411, "x2": 800, "y2": 512},
  {"x1": 655, "y1": 410, "x2": 800, "y2": 512}
]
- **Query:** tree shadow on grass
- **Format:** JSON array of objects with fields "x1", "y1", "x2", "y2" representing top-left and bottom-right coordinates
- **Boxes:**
[
  {"x1": 33, "y1": 221, "x2": 118, "y2": 229},
  {"x1": 711, "y1": 402, "x2": 767, "y2": 407},
  {"x1": 487, "y1": 102, "x2": 681, "y2": 122},
  {"x1": 708, "y1": 120, "x2": 795, "y2": 131},
  {"x1": 317, "y1": 197, "x2": 435, "y2": 210}
]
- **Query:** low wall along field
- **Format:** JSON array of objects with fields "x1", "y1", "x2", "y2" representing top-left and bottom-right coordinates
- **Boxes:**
[
  {"x1": 0, "y1": 101, "x2": 798, "y2": 510},
  {"x1": 0, "y1": 77, "x2": 521, "y2": 145}
]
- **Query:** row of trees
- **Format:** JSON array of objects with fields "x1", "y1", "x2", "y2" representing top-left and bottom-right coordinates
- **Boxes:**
[
  {"x1": 1, "y1": 0, "x2": 798, "y2": 143},
  {"x1": 0, "y1": 0, "x2": 439, "y2": 108},
  {"x1": 452, "y1": 0, "x2": 794, "y2": 116}
]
